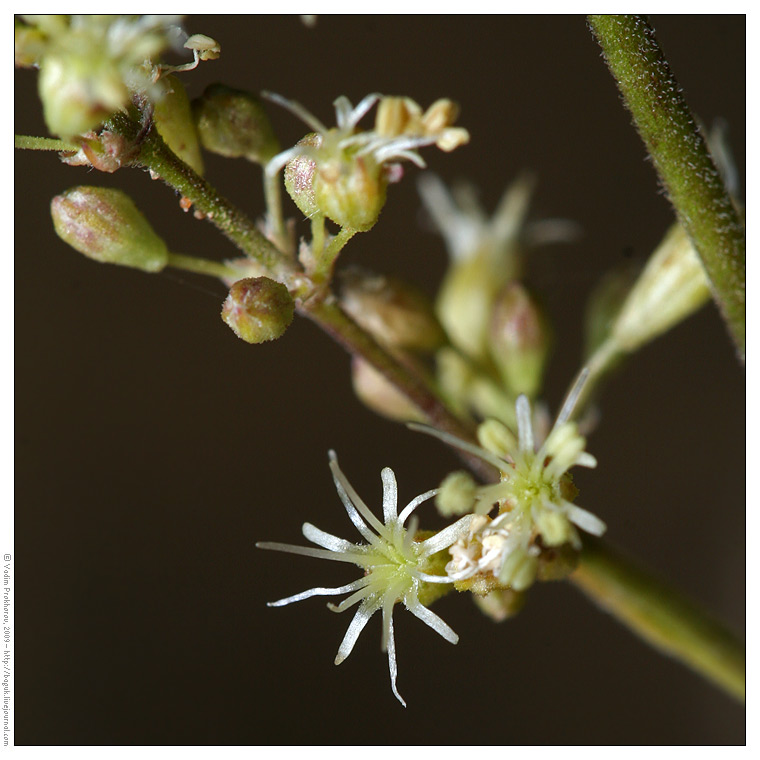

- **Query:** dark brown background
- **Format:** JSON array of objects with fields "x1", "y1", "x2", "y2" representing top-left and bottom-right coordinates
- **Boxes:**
[{"x1": 15, "y1": 15, "x2": 744, "y2": 745}]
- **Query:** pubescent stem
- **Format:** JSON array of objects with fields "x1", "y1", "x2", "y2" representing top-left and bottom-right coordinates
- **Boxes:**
[
  {"x1": 166, "y1": 253, "x2": 242, "y2": 280},
  {"x1": 571, "y1": 536, "x2": 745, "y2": 702},
  {"x1": 106, "y1": 111, "x2": 297, "y2": 283},
  {"x1": 15, "y1": 134, "x2": 78, "y2": 152},
  {"x1": 587, "y1": 15, "x2": 745, "y2": 360}
]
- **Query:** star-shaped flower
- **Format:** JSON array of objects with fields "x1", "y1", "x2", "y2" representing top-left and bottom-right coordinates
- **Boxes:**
[{"x1": 257, "y1": 451, "x2": 473, "y2": 706}]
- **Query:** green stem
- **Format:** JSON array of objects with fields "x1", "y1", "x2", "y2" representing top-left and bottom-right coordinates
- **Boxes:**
[
  {"x1": 15, "y1": 134, "x2": 78, "y2": 151},
  {"x1": 312, "y1": 226, "x2": 358, "y2": 282},
  {"x1": 106, "y1": 112, "x2": 295, "y2": 282},
  {"x1": 571, "y1": 536, "x2": 745, "y2": 702},
  {"x1": 587, "y1": 15, "x2": 745, "y2": 360},
  {"x1": 166, "y1": 253, "x2": 241, "y2": 280}
]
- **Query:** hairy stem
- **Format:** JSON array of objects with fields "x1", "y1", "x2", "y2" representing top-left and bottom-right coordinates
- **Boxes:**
[
  {"x1": 571, "y1": 536, "x2": 745, "y2": 702},
  {"x1": 587, "y1": 14, "x2": 745, "y2": 359},
  {"x1": 166, "y1": 253, "x2": 241, "y2": 280},
  {"x1": 15, "y1": 134, "x2": 78, "y2": 151},
  {"x1": 106, "y1": 112, "x2": 295, "y2": 281}
]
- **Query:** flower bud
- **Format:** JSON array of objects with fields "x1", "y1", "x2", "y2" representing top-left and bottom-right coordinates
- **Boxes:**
[
  {"x1": 476, "y1": 419, "x2": 517, "y2": 459},
  {"x1": 488, "y1": 283, "x2": 552, "y2": 398},
  {"x1": 436, "y1": 470, "x2": 478, "y2": 517},
  {"x1": 340, "y1": 269, "x2": 446, "y2": 353},
  {"x1": 221, "y1": 277, "x2": 294, "y2": 344},
  {"x1": 51, "y1": 187, "x2": 168, "y2": 272},
  {"x1": 609, "y1": 224, "x2": 711, "y2": 353},
  {"x1": 15, "y1": 19, "x2": 47, "y2": 68},
  {"x1": 313, "y1": 152, "x2": 387, "y2": 231},
  {"x1": 154, "y1": 76, "x2": 204, "y2": 175},
  {"x1": 351, "y1": 358, "x2": 424, "y2": 423},
  {"x1": 283, "y1": 133, "x2": 321, "y2": 218},
  {"x1": 193, "y1": 84, "x2": 279, "y2": 165}
]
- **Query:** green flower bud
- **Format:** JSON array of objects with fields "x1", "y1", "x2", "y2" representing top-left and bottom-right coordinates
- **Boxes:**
[
  {"x1": 193, "y1": 84, "x2": 279, "y2": 164},
  {"x1": 472, "y1": 588, "x2": 526, "y2": 622},
  {"x1": 51, "y1": 187, "x2": 168, "y2": 272},
  {"x1": 488, "y1": 283, "x2": 552, "y2": 398},
  {"x1": 221, "y1": 277, "x2": 294, "y2": 344},
  {"x1": 154, "y1": 76, "x2": 204, "y2": 175},
  {"x1": 609, "y1": 224, "x2": 711, "y2": 353},
  {"x1": 38, "y1": 49, "x2": 128, "y2": 139},
  {"x1": 476, "y1": 419, "x2": 517, "y2": 459},
  {"x1": 340, "y1": 269, "x2": 446, "y2": 353},
  {"x1": 283, "y1": 133, "x2": 321, "y2": 218},
  {"x1": 532, "y1": 509, "x2": 571, "y2": 547},
  {"x1": 436, "y1": 470, "x2": 478, "y2": 517},
  {"x1": 351, "y1": 358, "x2": 424, "y2": 423},
  {"x1": 313, "y1": 151, "x2": 387, "y2": 231}
]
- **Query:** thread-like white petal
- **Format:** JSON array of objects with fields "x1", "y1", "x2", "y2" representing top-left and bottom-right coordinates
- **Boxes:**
[
  {"x1": 256, "y1": 541, "x2": 368, "y2": 565},
  {"x1": 329, "y1": 452, "x2": 388, "y2": 538},
  {"x1": 397, "y1": 488, "x2": 437, "y2": 525},
  {"x1": 302, "y1": 523, "x2": 356, "y2": 553},
  {"x1": 267, "y1": 579, "x2": 369, "y2": 607},
  {"x1": 576, "y1": 452, "x2": 598, "y2": 469},
  {"x1": 334, "y1": 600, "x2": 378, "y2": 665},
  {"x1": 383, "y1": 608, "x2": 406, "y2": 707},
  {"x1": 381, "y1": 467, "x2": 398, "y2": 522},
  {"x1": 564, "y1": 502, "x2": 607, "y2": 536},
  {"x1": 264, "y1": 145, "x2": 305, "y2": 178},
  {"x1": 516, "y1": 395, "x2": 534, "y2": 452},
  {"x1": 556, "y1": 367, "x2": 590, "y2": 427},
  {"x1": 326, "y1": 582, "x2": 373, "y2": 613},
  {"x1": 405, "y1": 596, "x2": 459, "y2": 644},
  {"x1": 346, "y1": 92, "x2": 381, "y2": 128},
  {"x1": 262, "y1": 90, "x2": 327, "y2": 134},
  {"x1": 407, "y1": 423, "x2": 507, "y2": 472},
  {"x1": 418, "y1": 515, "x2": 475, "y2": 556}
]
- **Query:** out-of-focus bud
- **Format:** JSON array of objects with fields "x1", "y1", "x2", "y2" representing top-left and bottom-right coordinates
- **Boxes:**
[
  {"x1": 283, "y1": 133, "x2": 321, "y2": 218},
  {"x1": 154, "y1": 76, "x2": 204, "y2": 175},
  {"x1": 498, "y1": 548, "x2": 538, "y2": 592},
  {"x1": 472, "y1": 588, "x2": 526, "y2": 622},
  {"x1": 340, "y1": 269, "x2": 446, "y2": 353},
  {"x1": 488, "y1": 283, "x2": 552, "y2": 398},
  {"x1": 221, "y1": 277, "x2": 294, "y2": 344},
  {"x1": 608, "y1": 224, "x2": 711, "y2": 353},
  {"x1": 583, "y1": 265, "x2": 638, "y2": 358},
  {"x1": 351, "y1": 358, "x2": 424, "y2": 423},
  {"x1": 436, "y1": 470, "x2": 478, "y2": 517},
  {"x1": 476, "y1": 419, "x2": 517, "y2": 459},
  {"x1": 38, "y1": 50, "x2": 127, "y2": 139},
  {"x1": 313, "y1": 152, "x2": 387, "y2": 231},
  {"x1": 51, "y1": 186, "x2": 168, "y2": 271},
  {"x1": 193, "y1": 83, "x2": 279, "y2": 165}
]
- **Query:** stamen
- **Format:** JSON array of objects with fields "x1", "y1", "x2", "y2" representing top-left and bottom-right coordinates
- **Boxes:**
[
  {"x1": 556, "y1": 367, "x2": 590, "y2": 427},
  {"x1": 397, "y1": 489, "x2": 437, "y2": 524},
  {"x1": 381, "y1": 467, "x2": 398, "y2": 523},
  {"x1": 516, "y1": 395, "x2": 534, "y2": 452},
  {"x1": 407, "y1": 422, "x2": 507, "y2": 472}
]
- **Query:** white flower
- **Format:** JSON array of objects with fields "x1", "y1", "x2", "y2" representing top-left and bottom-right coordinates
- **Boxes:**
[
  {"x1": 257, "y1": 451, "x2": 473, "y2": 706},
  {"x1": 411, "y1": 369, "x2": 606, "y2": 590}
]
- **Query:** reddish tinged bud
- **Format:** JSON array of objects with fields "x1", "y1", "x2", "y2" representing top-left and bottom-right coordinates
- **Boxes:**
[
  {"x1": 51, "y1": 186, "x2": 168, "y2": 272},
  {"x1": 221, "y1": 277, "x2": 295, "y2": 344}
]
